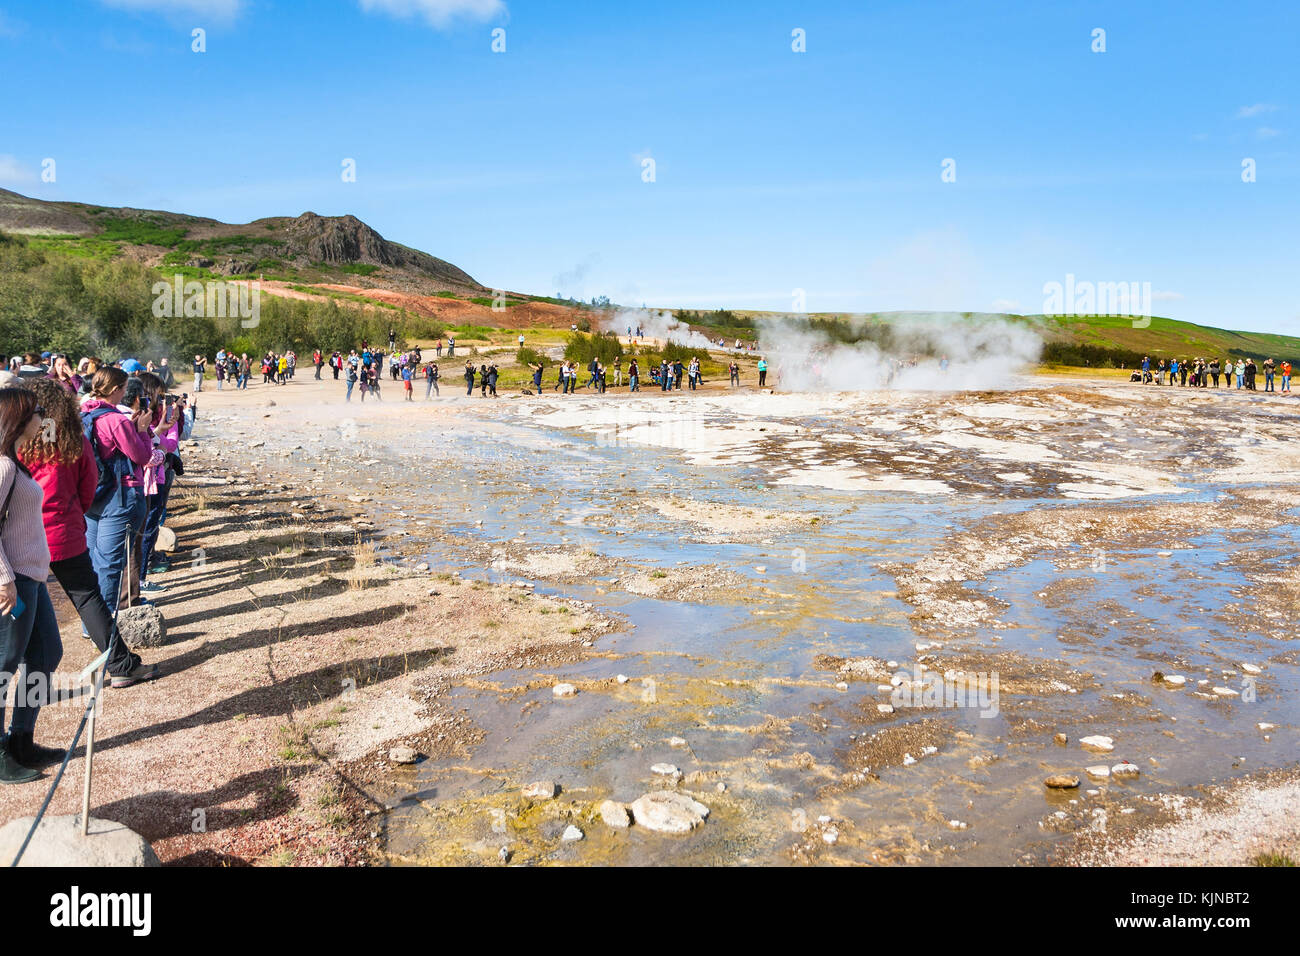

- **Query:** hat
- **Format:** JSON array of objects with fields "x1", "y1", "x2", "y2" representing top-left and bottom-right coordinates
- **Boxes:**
[
  {"x1": 40, "y1": 351, "x2": 51, "y2": 359},
  {"x1": 120, "y1": 358, "x2": 145, "y2": 373}
]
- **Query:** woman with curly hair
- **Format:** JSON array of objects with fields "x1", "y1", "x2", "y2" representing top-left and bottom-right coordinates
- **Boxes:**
[
  {"x1": 18, "y1": 380, "x2": 158, "y2": 689},
  {"x1": 0, "y1": 387, "x2": 63, "y2": 779}
]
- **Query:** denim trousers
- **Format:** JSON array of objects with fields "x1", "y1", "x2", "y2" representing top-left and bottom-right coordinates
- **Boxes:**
[
  {"x1": 0, "y1": 576, "x2": 63, "y2": 734},
  {"x1": 50, "y1": 551, "x2": 137, "y2": 677},
  {"x1": 85, "y1": 487, "x2": 147, "y2": 614}
]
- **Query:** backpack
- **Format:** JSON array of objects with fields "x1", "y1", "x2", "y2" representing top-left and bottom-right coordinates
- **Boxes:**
[{"x1": 81, "y1": 406, "x2": 136, "y2": 517}]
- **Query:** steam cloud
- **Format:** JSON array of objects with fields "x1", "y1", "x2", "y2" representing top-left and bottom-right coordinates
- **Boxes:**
[
  {"x1": 755, "y1": 313, "x2": 1042, "y2": 393},
  {"x1": 605, "y1": 309, "x2": 1041, "y2": 393}
]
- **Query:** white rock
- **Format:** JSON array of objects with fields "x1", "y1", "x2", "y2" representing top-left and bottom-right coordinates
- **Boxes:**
[
  {"x1": 754, "y1": 566, "x2": 767, "y2": 573},
  {"x1": 561, "y1": 825, "x2": 584, "y2": 842},
  {"x1": 668, "y1": 737, "x2": 687, "y2": 748},
  {"x1": 877, "y1": 704, "x2": 895, "y2": 714},
  {"x1": 1080, "y1": 735, "x2": 1115, "y2": 752},
  {"x1": 1085, "y1": 765, "x2": 1111, "y2": 778},
  {"x1": 414, "y1": 562, "x2": 430, "y2": 571},
  {"x1": 598, "y1": 800, "x2": 630, "y2": 828},
  {"x1": 1162, "y1": 675, "x2": 1186, "y2": 687},
  {"x1": 616, "y1": 674, "x2": 629, "y2": 684},
  {"x1": 1111, "y1": 762, "x2": 1140, "y2": 779},
  {"x1": 0, "y1": 815, "x2": 160, "y2": 867},
  {"x1": 650, "y1": 763, "x2": 680, "y2": 777},
  {"x1": 886, "y1": 660, "x2": 898, "y2": 669},
  {"x1": 389, "y1": 746, "x2": 418, "y2": 764},
  {"x1": 1212, "y1": 686, "x2": 1239, "y2": 697},
  {"x1": 902, "y1": 753, "x2": 917, "y2": 766},
  {"x1": 835, "y1": 681, "x2": 849, "y2": 691},
  {"x1": 1258, "y1": 722, "x2": 1276, "y2": 731},
  {"x1": 822, "y1": 827, "x2": 839, "y2": 845},
  {"x1": 552, "y1": 683, "x2": 578, "y2": 698},
  {"x1": 629, "y1": 791, "x2": 709, "y2": 833},
  {"x1": 1241, "y1": 663, "x2": 1263, "y2": 675},
  {"x1": 522, "y1": 781, "x2": 558, "y2": 800}
]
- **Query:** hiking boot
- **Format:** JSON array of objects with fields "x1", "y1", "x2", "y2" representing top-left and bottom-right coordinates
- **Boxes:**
[
  {"x1": 139, "y1": 581, "x2": 165, "y2": 594},
  {"x1": 0, "y1": 742, "x2": 40, "y2": 784},
  {"x1": 111, "y1": 662, "x2": 161, "y2": 689},
  {"x1": 4, "y1": 733, "x2": 60, "y2": 772}
]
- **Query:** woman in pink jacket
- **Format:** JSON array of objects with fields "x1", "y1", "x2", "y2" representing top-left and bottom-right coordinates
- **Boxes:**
[
  {"x1": 80, "y1": 368, "x2": 155, "y2": 615},
  {"x1": 19, "y1": 380, "x2": 158, "y2": 688}
]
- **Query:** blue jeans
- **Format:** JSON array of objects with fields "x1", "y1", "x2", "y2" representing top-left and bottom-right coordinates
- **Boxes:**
[
  {"x1": 0, "y1": 576, "x2": 63, "y2": 734},
  {"x1": 346, "y1": 380, "x2": 355, "y2": 401},
  {"x1": 86, "y1": 487, "x2": 147, "y2": 614},
  {"x1": 141, "y1": 471, "x2": 174, "y2": 581}
]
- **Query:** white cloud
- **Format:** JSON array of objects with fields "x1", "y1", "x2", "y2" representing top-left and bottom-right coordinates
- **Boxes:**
[
  {"x1": 358, "y1": 0, "x2": 505, "y2": 28},
  {"x1": 0, "y1": 155, "x2": 37, "y2": 186},
  {"x1": 1236, "y1": 103, "x2": 1278, "y2": 118},
  {"x1": 98, "y1": 0, "x2": 243, "y2": 21}
]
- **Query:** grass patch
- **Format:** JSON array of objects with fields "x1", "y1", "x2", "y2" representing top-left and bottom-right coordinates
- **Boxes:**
[{"x1": 1251, "y1": 851, "x2": 1297, "y2": 867}]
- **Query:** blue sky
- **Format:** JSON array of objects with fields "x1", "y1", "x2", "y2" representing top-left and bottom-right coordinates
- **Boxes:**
[{"x1": 1, "y1": 0, "x2": 1296, "y2": 331}]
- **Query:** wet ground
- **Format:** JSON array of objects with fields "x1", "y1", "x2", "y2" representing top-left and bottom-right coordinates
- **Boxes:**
[{"x1": 199, "y1": 377, "x2": 1300, "y2": 864}]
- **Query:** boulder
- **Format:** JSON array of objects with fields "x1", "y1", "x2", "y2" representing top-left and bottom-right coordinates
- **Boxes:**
[
  {"x1": 155, "y1": 525, "x2": 177, "y2": 553},
  {"x1": 629, "y1": 792, "x2": 710, "y2": 834},
  {"x1": 0, "y1": 815, "x2": 160, "y2": 867},
  {"x1": 116, "y1": 605, "x2": 167, "y2": 649},
  {"x1": 522, "y1": 781, "x2": 558, "y2": 800},
  {"x1": 1045, "y1": 775, "x2": 1080, "y2": 789},
  {"x1": 388, "y1": 746, "x2": 418, "y2": 764},
  {"x1": 598, "y1": 800, "x2": 631, "y2": 829},
  {"x1": 1080, "y1": 735, "x2": 1114, "y2": 752}
]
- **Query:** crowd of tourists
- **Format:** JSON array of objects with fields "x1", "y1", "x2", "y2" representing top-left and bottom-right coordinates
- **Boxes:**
[
  {"x1": 1130, "y1": 355, "x2": 1291, "y2": 392},
  {"x1": 0, "y1": 351, "x2": 178, "y2": 783}
]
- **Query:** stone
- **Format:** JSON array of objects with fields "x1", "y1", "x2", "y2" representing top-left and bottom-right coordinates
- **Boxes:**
[
  {"x1": 1111, "y1": 762, "x2": 1141, "y2": 780},
  {"x1": 835, "y1": 682, "x2": 849, "y2": 691},
  {"x1": 561, "y1": 825, "x2": 584, "y2": 842},
  {"x1": 0, "y1": 815, "x2": 160, "y2": 867},
  {"x1": 1212, "y1": 686, "x2": 1238, "y2": 697},
  {"x1": 629, "y1": 791, "x2": 710, "y2": 834},
  {"x1": 116, "y1": 604, "x2": 167, "y2": 649},
  {"x1": 822, "y1": 827, "x2": 839, "y2": 845},
  {"x1": 414, "y1": 562, "x2": 429, "y2": 571},
  {"x1": 1053, "y1": 733, "x2": 1069, "y2": 746},
  {"x1": 1241, "y1": 663, "x2": 1263, "y2": 675},
  {"x1": 1162, "y1": 675, "x2": 1186, "y2": 687},
  {"x1": 1258, "y1": 722, "x2": 1276, "y2": 731},
  {"x1": 616, "y1": 674, "x2": 629, "y2": 684},
  {"x1": 1085, "y1": 765, "x2": 1111, "y2": 778},
  {"x1": 522, "y1": 781, "x2": 558, "y2": 800},
  {"x1": 668, "y1": 737, "x2": 687, "y2": 748},
  {"x1": 877, "y1": 704, "x2": 894, "y2": 714},
  {"x1": 155, "y1": 524, "x2": 177, "y2": 552},
  {"x1": 598, "y1": 800, "x2": 631, "y2": 828},
  {"x1": 552, "y1": 683, "x2": 578, "y2": 698},
  {"x1": 1080, "y1": 735, "x2": 1114, "y2": 752},
  {"x1": 388, "y1": 746, "x2": 418, "y2": 764},
  {"x1": 650, "y1": 763, "x2": 680, "y2": 777},
  {"x1": 1045, "y1": 775, "x2": 1081, "y2": 789},
  {"x1": 948, "y1": 820, "x2": 968, "y2": 830}
]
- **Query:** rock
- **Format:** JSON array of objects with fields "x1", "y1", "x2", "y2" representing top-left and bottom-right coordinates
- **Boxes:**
[
  {"x1": 822, "y1": 827, "x2": 839, "y2": 845},
  {"x1": 1241, "y1": 663, "x2": 1263, "y2": 675},
  {"x1": 902, "y1": 753, "x2": 917, "y2": 766},
  {"x1": 388, "y1": 746, "x2": 418, "y2": 764},
  {"x1": 1162, "y1": 675, "x2": 1186, "y2": 687},
  {"x1": 715, "y1": 782, "x2": 727, "y2": 792},
  {"x1": 668, "y1": 736, "x2": 687, "y2": 749},
  {"x1": 948, "y1": 820, "x2": 968, "y2": 830},
  {"x1": 1212, "y1": 686, "x2": 1239, "y2": 697},
  {"x1": 522, "y1": 781, "x2": 558, "y2": 800},
  {"x1": 1080, "y1": 735, "x2": 1114, "y2": 752},
  {"x1": 0, "y1": 815, "x2": 160, "y2": 867},
  {"x1": 877, "y1": 704, "x2": 895, "y2": 714},
  {"x1": 116, "y1": 604, "x2": 167, "y2": 649},
  {"x1": 754, "y1": 566, "x2": 767, "y2": 573},
  {"x1": 1045, "y1": 775, "x2": 1081, "y2": 789},
  {"x1": 561, "y1": 824, "x2": 584, "y2": 842},
  {"x1": 155, "y1": 524, "x2": 177, "y2": 552},
  {"x1": 498, "y1": 846, "x2": 512, "y2": 863},
  {"x1": 1085, "y1": 765, "x2": 1111, "y2": 778},
  {"x1": 629, "y1": 791, "x2": 709, "y2": 834},
  {"x1": 1258, "y1": 722, "x2": 1276, "y2": 731},
  {"x1": 414, "y1": 562, "x2": 429, "y2": 572},
  {"x1": 1111, "y1": 762, "x2": 1140, "y2": 780},
  {"x1": 1053, "y1": 733, "x2": 1069, "y2": 746},
  {"x1": 598, "y1": 800, "x2": 631, "y2": 828},
  {"x1": 616, "y1": 674, "x2": 629, "y2": 684},
  {"x1": 835, "y1": 682, "x2": 849, "y2": 691},
  {"x1": 650, "y1": 763, "x2": 679, "y2": 777},
  {"x1": 552, "y1": 683, "x2": 578, "y2": 698}
]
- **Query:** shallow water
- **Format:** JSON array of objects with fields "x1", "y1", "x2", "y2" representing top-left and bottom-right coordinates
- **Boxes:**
[{"x1": 212, "y1": 384, "x2": 1300, "y2": 864}]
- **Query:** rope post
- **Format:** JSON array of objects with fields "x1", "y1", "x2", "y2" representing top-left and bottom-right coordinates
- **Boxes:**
[{"x1": 79, "y1": 663, "x2": 105, "y2": 836}]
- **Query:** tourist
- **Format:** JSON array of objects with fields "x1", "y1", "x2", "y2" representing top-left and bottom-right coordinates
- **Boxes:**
[
  {"x1": 345, "y1": 361, "x2": 358, "y2": 402},
  {"x1": 757, "y1": 356, "x2": 768, "y2": 387},
  {"x1": 1281, "y1": 360, "x2": 1291, "y2": 393},
  {"x1": 401, "y1": 362, "x2": 414, "y2": 401},
  {"x1": 0, "y1": 388, "x2": 65, "y2": 779},
  {"x1": 18, "y1": 381, "x2": 158, "y2": 690},
  {"x1": 465, "y1": 361, "x2": 476, "y2": 396},
  {"x1": 47, "y1": 355, "x2": 82, "y2": 395},
  {"x1": 193, "y1": 354, "x2": 206, "y2": 392},
  {"x1": 530, "y1": 362, "x2": 544, "y2": 395},
  {"x1": 628, "y1": 358, "x2": 639, "y2": 392},
  {"x1": 1263, "y1": 358, "x2": 1275, "y2": 392},
  {"x1": 425, "y1": 362, "x2": 439, "y2": 398}
]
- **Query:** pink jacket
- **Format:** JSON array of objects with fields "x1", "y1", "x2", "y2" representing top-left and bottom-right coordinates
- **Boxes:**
[
  {"x1": 81, "y1": 398, "x2": 154, "y2": 488},
  {"x1": 19, "y1": 437, "x2": 97, "y2": 562}
]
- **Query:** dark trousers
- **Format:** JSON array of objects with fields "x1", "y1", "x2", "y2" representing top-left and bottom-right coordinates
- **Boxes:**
[
  {"x1": 50, "y1": 551, "x2": 138, "y2": 677},
  {"x1": 0, "y1": 576, "x2": 63, "y2": 734}
]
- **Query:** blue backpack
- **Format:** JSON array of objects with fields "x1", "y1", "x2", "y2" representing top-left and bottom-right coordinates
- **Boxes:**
[{"x1": 80, "y1": 407, "x2": 136, "y2": 517}]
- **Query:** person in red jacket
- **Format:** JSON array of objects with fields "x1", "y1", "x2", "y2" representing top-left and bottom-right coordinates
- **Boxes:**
[{"x1": 18, "y1": 380, "x2": 158, "y2": 687}]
